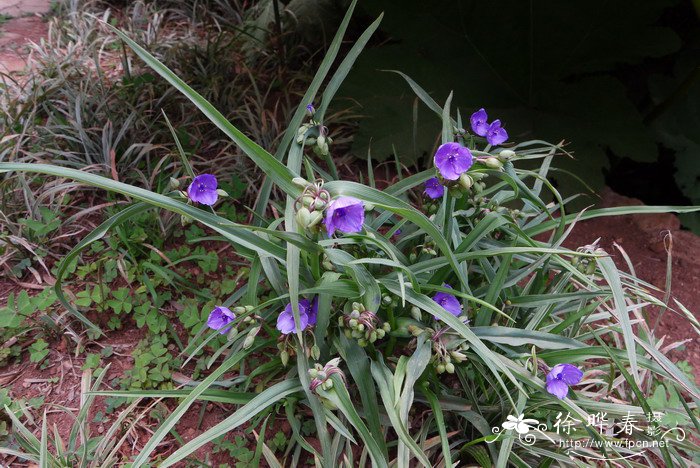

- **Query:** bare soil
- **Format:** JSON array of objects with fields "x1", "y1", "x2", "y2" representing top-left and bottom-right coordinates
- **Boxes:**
[{"x1": 563, "y1": 188, "x2": 700, "y2": 384}]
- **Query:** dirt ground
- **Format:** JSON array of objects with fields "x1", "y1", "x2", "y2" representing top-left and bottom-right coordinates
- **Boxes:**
[
  {"x1": 0, "y1": 0, "x2": 50, "y2": 73},
  {"x1": 563, "y1": 188, "x2": 700, "y2": 383}
]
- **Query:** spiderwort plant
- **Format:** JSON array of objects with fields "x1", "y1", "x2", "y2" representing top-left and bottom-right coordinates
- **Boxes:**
[{"x1": 6, "y1": 8, "x2": 699, "y2": 466}]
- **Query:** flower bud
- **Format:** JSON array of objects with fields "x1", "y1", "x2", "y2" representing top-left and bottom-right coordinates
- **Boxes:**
[
  {"x1": 585, "y1": 262, "x2": 597, "y2": 275},
  {"x1": 311, "y1": 345, "x2": 320, "y2": 360},
  {"x1": 233, "y1": 306, "x2": 246, "y2": 314},
  {"x1": 169, "y1": 177, "x2": 180, "y2": 189},
  {"x1": 445, "y1": 362, "x2": 455, "y2": 373},
  {"x1": 245, "y1": 305, "x2": 254, "y2": 313},
  {"x1": 382, "y1": 295, "x2": 392, "y2": 306},
  {"x1": 292, "y1": 177, "x2": 310, "y2": 188},
  {"x1": 216, "y1": 189, "x2": 229, "y2": 197},
  {"x1": 307, "y1": 211, "x2": 323, "y2": 228},
  {"x1": 458, "y1": 173, "x2": 473, "y2": 190},
  {"x1": 498, "y1": 149, "x2": 515, "y2": 161},
  {"x1": 410, "y1": 306, "x2": 422, "y2": 321},
  {"x1": 296, "y1": 207, "x2": 312, "y2": 229},
  {"x1": 243, "y1": 334, "x2": 255, "y2": 349},
  {"x1": 281, "y1": 351, "x2": 289, "y2": 366},
  {"x1": 306, "y1": 137, "x2": 317, "y2": 145},
  {"x1": 483, "y1": 157, "x2": 503, "y2": 169},
  {"x1": 436, "y1": 363, "x2": 446, "y2": 374}
]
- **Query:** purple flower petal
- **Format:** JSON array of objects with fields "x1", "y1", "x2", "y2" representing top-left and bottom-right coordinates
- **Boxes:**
[
  {"x1": 546, "y1": 379, "x2": 570, "y2": 399},
  {"x1": 470, "y1": 108, "x2": 489, "y2": 137},
  {"x1": 548, "y1": 364, "x2": 583, "y2": 386},
  {"x1": 424, "y1": 177, "x2": 445, "y2": 199},
  {"x1": 325, "y1": 196, "x2": 365, "y2": 236},
  {"x1": 187, "y1": 174, "x2": 219, "y2": 206},
  {"x1": 276, "y1": 301, "x2": 311, "y2": 334},
  {"x1": 432, "y1": 284, "x2": 462, "y2": 319},
  {"x1": 307, "y1": 297, "x2": 319, "y2": 326},
  {"x1": 433, "y1": 142, "x2": 473, "y2": 180},
  {"x1": 486, "y1": 120, "x2": 508, "y2": 146},
  {"x1": 206, "y1": 306, "x2": 235, "y2": 334}
]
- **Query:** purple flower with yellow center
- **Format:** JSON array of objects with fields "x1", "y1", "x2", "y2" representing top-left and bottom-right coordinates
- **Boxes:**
[
  {"x1": 470, "y1": 108, "x2": 489, "y2": 137},
  {"x1": 424, "y1": 177, "x2": 445, "y2": 199},
  {"x1": 546, "y1": 363, "x2": 583, "y2": 399},
  {"x1": 277, "y1": 299, "x2": 314, "y2": 334},
  {"x1": 325, "y1": 196, "x2": 365, "y2": 237},
  {"x1": 432, "y1": 284, "x2": 462, "y2": 319},
  {"x1": 434, "y1": 142, "x2": 473, "y2": 180},
  {"x1": 486, "y1": 119, "x2": 508, "y2": 146},
  {"x1": 187, "y1": 174, "x2": 218, "y2": 206},
  {"x1": 207, "y1": 306, "x2": 235, "y2": 334}
]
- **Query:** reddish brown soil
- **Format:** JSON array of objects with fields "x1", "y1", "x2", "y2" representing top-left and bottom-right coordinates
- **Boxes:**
[
  {"x1": 0, "y1": 15, "x2": 48, "y2": 73},
  {"x1": 564, "y1": 188, "x2": 700, "y2": 383}
]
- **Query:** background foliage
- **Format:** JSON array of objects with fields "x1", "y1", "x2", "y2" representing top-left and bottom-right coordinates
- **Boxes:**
[{"x1": 339, "y1": 0, "x2": 700, "y2": 227}]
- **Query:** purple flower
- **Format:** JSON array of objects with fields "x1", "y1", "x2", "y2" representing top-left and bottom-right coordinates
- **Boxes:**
[
  {"x1": 433, "y1": 142, "x2": 473, "y2": 180},
  {"x1": 277, "y1": 298, "x2": 314, "y2": 334},
  {"x1": 325, "y1": 196, "x2": 365, "y2": 236},
  {"x1": 187, "y1": 174, "x2": 218, "y2": 206},
  {"x1": 470, "y1": 108, "x2": 489, "y2": 137},
  {"x1": 424, "y1": 177, "x2": 445, "y2": 199},
  {"x1": 306, "y1": 103, "x2": 315, "y2": 114},
  {"x1": 486, "y1": 119, "x2": 508, "y2": 146},
  {"x1": 307, "y1": 296, "x2": 319, "y2": 326},
  {"x1": 432, "y1": 284, "x2": 462, "y2": 319},
  {"x1": 546, "y1": 364, "x2": 583, "y2": 399},
  {"x1": 207, "y1": 306, "x2": 235, "y2": 334}
]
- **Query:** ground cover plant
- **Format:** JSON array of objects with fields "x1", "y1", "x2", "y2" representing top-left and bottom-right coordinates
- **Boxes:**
[{"x1": 1, "y1": 1, "x2": 700, "y2": 466}]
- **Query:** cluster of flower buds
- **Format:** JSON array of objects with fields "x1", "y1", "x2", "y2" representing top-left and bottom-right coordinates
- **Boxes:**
[
  {"x1": 239, "y1": 313, "x2": 262, "y2": 349},
  {"x1": 296, "y1": 116, "x2": 333, "y2": 157},
  {"x1": 309, "y1": 358, "x2": 346, "y2": 393},
  {"x1": 277, "y1": 332, "x2": 319, "y2": 367},
  {"x1": 571, "y1": 238, "x2": 604, "y2": 275},
  {"x1": 409, "y1": 242, "x2": 437, "y2": 262},
  {"x1": 339, "y1": 302, "x2": 391, "y2": 347},
  {"x1": 408, "y1": 325, "x2": 470, "y2": 374},
  {"x1": 294, "y1": 180, "x2": 331, "y2": 232},
  {"x1": 466, "y1": 196, "x2": 523, "y2": 222}
]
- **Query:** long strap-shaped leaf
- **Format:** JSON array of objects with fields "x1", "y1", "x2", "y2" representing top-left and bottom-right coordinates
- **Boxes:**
[
  {"x1": 382, "y1": 280, "x2": 523, "y2": 401},
  {"x1": 130, "y1": 339, "x2": 271, "y2": 467},
  {"x1": 323, "y1": 180, "x2": 471, "y2": 293},
  {"x1": 160, "y1": 379, "x2": 303, "y2": 467},
  {"x1": 0, "y1": 163, "x2": 288, "y2": 261},
  {"x1": 104, "y1": 24, "x2": 301, "y2": 198},
  {"x1": 253, "y1": 0, "x2": 363, "y2": 220}
]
